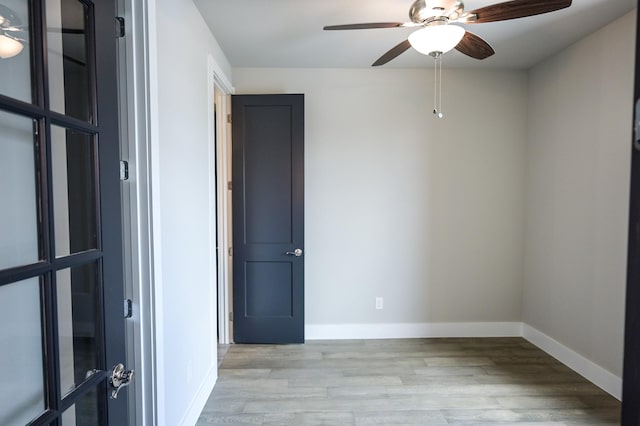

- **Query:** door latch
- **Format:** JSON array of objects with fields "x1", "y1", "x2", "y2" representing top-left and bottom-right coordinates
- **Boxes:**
[
  {"x1": 120, "y1": 160, "x2": 129, "y2": 181},
  {"x1": 124, "y1": 299, "x2": 133, "y2": 318},
  {"x1": 115, "y1": 17, "x2": 125, "y2": 38},
  {"x1": 109, "y1": 363, "x2": 134, "y2": 399}
]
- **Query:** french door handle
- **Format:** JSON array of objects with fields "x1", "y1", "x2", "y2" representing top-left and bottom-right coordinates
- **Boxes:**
[
  {"x1": 109, "y1": 363, "x2": 134, "y2": 399},
  {"x1": 285, "y1": 248, "x2": 303, "y2": 257}
]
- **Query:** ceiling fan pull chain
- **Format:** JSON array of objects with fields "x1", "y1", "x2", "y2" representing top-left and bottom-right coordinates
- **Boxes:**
[
  {"x1": 432, "y1": 52, "x2": 444, "y2": 119},
  {"x1": 439, "y1": 53, "x2": 443, "y2": 118},
  {"x1": 433, "y1": 53, "x2": 438, "y2": 116}
]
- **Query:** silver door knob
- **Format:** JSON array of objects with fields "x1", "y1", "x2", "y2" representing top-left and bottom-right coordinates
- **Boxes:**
[{"x1": 285, "y1": 248, "x2": 303, "y2": 257}]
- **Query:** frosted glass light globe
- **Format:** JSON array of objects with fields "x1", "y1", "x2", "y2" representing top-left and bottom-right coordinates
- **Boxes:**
[
  {"x1": 408, "y1": 25, "x2": 465, "y2": 55},
  {"x1": 0, "y1": 34, "x2": 23, "y2": 59}
]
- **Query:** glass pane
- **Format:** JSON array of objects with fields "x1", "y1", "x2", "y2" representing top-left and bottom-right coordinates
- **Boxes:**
[
  {"x1": 61, "y1": 387, "x2": 101, "y2": 426},
  {"x1": 46, "y1": 0, "x2": 92, "y2": 121},
  {"x1": 0, "y1": 0, "x2": 31, "y2": 102},
  {"x1": 0, "y1": 110, "x2": 40, "y2": 270},
  {"x1": 52, "y1": 125, "x2": 97, "y2": 257},
  {"x1": 0, "y1": 278, "x2": 45, "y2": 426},
  {"x1": 57, "y1": 263, "x2": 98, "y2": 396}
]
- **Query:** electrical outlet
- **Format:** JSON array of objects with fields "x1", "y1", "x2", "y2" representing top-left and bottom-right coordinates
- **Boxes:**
[{"x1": 375, "y1": 297, "x2": 384, "y2": 310}]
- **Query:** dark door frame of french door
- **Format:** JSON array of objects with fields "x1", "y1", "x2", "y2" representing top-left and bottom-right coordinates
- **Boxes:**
[
  {"x1": 621, "y1": 6, "x2": 640, "y2": 424},
  {"x1": 0, "y1": 0, "x2": 128, "y2": 424}
]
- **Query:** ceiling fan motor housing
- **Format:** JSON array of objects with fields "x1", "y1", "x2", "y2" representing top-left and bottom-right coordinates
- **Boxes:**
[
  {"x1": 0, "y1": 4, "x2": 21, "y2": 28},
  {"x1": 410, "y1": 0, "x2": 464, "y2": 23}
]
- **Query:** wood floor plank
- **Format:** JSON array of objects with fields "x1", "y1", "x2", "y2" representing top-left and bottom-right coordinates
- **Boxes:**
[
  {"x1": 263, "y1": 412, "x2": 355, "y2": 426},
  {"x1": 354, "y1": 409, "x2": 448, "y2": 424},
  {"x1": 196, "y1": 338, "x2": 621, "y2": 425}
]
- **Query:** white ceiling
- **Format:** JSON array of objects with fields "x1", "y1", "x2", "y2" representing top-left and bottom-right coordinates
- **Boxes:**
[{"x1": 195, "y1": 0, "x2": 636, "y2": 69}]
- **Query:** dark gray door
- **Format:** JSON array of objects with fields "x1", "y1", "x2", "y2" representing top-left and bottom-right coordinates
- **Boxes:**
[
  {"x1": 232, "y1": 94, "x2": 305, "y2": 344},
  {"x1": 0, "y1": 0, "x2": 129, "y2": 424},
  {"x1": 622, "y1": 6, "x2": 640, "y2": 423}
]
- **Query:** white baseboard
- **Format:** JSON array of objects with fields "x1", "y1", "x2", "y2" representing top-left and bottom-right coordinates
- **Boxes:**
[
  {"x1": 521, "y1": 324, "x2": 622, "y2": 400},
  {"x1": 305, "y1": 322, "x2": 523, "y2": 340},
  {"x1": 179, "y1": 364, "x2": 218, "y2": 426}
]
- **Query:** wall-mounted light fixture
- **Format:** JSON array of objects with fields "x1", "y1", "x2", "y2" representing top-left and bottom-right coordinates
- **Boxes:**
[{"x1": 0, "y1": 4, "x2": 25, "y2": 59}]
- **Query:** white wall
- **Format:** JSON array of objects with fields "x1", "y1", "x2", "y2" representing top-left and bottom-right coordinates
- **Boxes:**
[
  {"x1": 233, "y1": 67, "x2": 528, "y2": 330},
  {"x1": 523, "y1": 11, "x2": 635, "y2": 379},
  {"x1": 150, "y1": 0, "x2": 231, "y2": 423}
]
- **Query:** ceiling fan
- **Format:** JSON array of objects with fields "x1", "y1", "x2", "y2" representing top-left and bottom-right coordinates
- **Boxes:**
[
  {"x1": 0, "y1": 4, "x2": 26, "y2": 59},
  {"x1": 323, "y1": 0, "x2": 573, "y2": 66},
  {"x1": 0, "y1": 3, "x2": 87, "y2": 60}
]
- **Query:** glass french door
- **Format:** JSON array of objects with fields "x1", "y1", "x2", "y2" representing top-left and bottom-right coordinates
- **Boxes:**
[{"x1": 0, "y1": 0, "x2": 128, "y2": 424}]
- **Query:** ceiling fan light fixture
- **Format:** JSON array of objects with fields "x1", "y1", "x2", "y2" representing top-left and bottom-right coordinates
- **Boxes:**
[
  {"x1": 408, "y1": 24, "x2": 465, "y2": 55},
  {"x1": 0, "y1": 33, "x2": 23, "y2": 58},
  {"x1": 0, "y1": 4, "x2": 24, "y2": 59}
]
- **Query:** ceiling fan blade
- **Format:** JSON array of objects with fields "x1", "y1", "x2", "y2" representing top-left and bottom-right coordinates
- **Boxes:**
[
  {"x1": 467, "y1": 0, "x2": 571, "y2": 24},
  {"x1": 455, "y1": 31, "x2": 495, "y2": 60},
  {"x1": 371, "y1": 40, "x2": 411, "y2": 67},
  {"x1": 324, "y1": 22, "x2": 406, "y2": 30},
  {"x1": 372, "y1": 39, "x2": 411, "y2": 66}
]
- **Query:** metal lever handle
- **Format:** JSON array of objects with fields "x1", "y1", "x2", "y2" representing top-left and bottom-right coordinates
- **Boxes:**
[
  {"x1": 109, "y1": 363, "x2": 134, "y2": 399},
  {"x1": 285, "y1": 248, "x2": 303, "y2": 257}
]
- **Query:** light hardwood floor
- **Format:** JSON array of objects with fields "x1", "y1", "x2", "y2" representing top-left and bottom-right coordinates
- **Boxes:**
[{"x1": 196, "y1": 338, "x2": 620, "y2": 425}]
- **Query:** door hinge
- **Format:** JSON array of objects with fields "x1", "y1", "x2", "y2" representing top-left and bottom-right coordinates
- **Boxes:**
[
  {"x1": 116, "y1": 17, "x2": 125, "y2": 38},
  {"x1": 228, "y1": 247, "x2": 233, "y2": 257},
  {"x1": 227, "y1": 114, "x2": 232, "y2": 124},
  {"x1": 229, "y1": 312, "x2": 233, "y2": 321},
  {"x1": 635, "y1": 98, "x2": 640, "y2": 151},
  {"x1": 120, "y1": 160, "x2": 129, "y2": 181},
  {"x1": 227, "y1": 181, "x2": 232, "y2": 191}
]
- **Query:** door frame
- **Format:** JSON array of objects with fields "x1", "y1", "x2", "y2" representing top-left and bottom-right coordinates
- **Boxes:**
[
  {"x1": 211, "y1": 63, "x2": 234, "y2": 345},
  {"x1": 117, "y1": 0, "x2": 158, "y2": 424}
]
